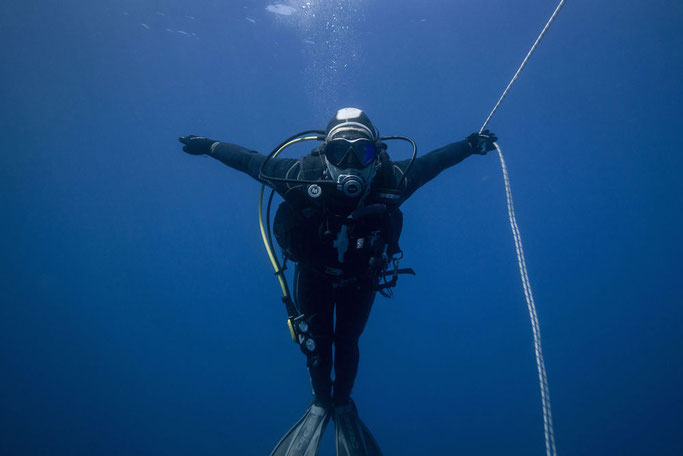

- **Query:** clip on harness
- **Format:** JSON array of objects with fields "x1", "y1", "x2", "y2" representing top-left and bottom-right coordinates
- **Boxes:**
[{"x1": 377, "y1": 256, "x2": 415, "y2": 298}]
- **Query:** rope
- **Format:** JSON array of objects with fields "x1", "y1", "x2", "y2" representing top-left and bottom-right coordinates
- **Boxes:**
[
  {"x1": 480, "y1": 0, "x2": 567, "y2": 134},
  {"x1": 495, "y1": 144, "x2": 557, "y2": 456},
  {"x1": 477, "y1": 1, "x2": 567, "y2": 454}
]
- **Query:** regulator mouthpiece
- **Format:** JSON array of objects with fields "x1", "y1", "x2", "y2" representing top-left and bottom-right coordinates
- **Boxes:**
[{"x1": 337, "y1": 174, "x2": 364, "y2": 198}]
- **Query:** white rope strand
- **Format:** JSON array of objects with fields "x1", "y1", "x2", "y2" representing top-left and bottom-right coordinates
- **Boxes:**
[
  {"x1": 495, "y1": 143, "x2": 557, "y2": 456},
  {"x1": 473, "y1": 1, "x2": 566, "y2": 453},
  {"x1": 480, "y1": 0, "x2": 567, "y2": 134}
]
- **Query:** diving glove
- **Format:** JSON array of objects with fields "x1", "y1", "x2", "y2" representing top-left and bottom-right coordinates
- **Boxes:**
[
  {"x1": 178, "y1": 135, "x2": 217, "y2": 155},
  {"x1": 466, "y1": 130, "x2": 498, "y2": 155}
]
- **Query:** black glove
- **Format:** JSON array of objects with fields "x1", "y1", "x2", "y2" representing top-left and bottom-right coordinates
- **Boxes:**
[
  {"x1": 466, "y1": 130, "x2": 498, "y2": 155},
  {"x1": 178, "y1": 135, "x2": 216, "y2": 155}
]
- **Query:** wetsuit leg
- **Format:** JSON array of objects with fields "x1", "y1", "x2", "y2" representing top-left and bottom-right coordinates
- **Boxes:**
[
  {"x1": 293, "y1": 266, "x2": 335, "y2": 404},
  {"x1": 332, "y1": 283, "x2": 376, "y2": 403}
]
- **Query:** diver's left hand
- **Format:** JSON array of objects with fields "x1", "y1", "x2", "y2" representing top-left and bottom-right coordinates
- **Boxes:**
[
  {"x1": 178, "y1": 135, "x2": 217, "y2": 155},
  {"x1": 466, "y1": 130, "x2": 498, "y2": 155}
]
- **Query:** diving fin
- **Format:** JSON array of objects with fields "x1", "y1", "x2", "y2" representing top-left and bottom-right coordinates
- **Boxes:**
[
  {"x1": 334, "y1": 400, "x2": 383, "y2": 456},
  {"x1": 271, "y1": 400, "x2": 332, "y2": 456}
]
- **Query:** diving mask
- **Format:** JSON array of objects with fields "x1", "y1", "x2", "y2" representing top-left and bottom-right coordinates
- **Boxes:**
[{"x1": 324, "y1": 138, "x2": 378, "y2": 168}]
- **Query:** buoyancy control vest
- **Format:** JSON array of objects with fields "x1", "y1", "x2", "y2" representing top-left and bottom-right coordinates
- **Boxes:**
[{"x1": 273, "y1": 149, "x2": 405, "y2": 279}]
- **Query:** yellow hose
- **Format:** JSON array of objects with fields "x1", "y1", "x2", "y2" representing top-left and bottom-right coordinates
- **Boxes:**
[{"x1": 258, "y1": 136, "x2": 322, "y2": 301}]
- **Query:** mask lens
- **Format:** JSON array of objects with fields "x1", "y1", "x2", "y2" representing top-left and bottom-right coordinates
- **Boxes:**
[
  {"x1": 358, "y1": 140, "x2": 377, "y2": 166},
  {"x1": 324, "y1": 140, "x2": 349, "y2": 166}
]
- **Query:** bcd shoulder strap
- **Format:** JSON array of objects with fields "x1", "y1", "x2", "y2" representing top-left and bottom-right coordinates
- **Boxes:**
[
  {"x1": 370, "y1": 150, "x2": 404, "y2": 208},
  {"x1": 300, "y1": 150, "x2": 326, "y2": 181},
  {"x1": 281, "y1": 152, "x2": 326, "y2": 210}
]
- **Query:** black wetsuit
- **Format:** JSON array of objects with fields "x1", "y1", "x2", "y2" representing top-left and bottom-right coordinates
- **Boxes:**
[{"x1": 208, "y1": 139, "x2": 475, "y2": 404}]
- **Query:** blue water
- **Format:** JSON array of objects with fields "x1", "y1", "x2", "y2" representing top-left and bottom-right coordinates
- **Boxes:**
[{"x1": 2, "y1": 1, "x2": 682, "y2": 455}]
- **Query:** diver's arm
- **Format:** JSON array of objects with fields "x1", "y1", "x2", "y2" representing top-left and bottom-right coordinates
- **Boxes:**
[
  {"x1": 394, "y1": 131, "x2": 497, "y2": 199},
  {"x1": 394, "y1": 140, "x2": 473, "y2": 198},
  {"x1": 208, "y1": 141, "x2": 299, "y2": 182},
  {"x1": 178, "y1": 135, "x2": 297, "y2": 182}
]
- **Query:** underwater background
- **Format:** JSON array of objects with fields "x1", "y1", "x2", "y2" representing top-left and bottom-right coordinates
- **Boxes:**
[{"x1": 2, "y1": 1, "x2": 682, "y2": 455}]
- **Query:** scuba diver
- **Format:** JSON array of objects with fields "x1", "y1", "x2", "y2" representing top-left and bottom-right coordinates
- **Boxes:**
[{"x1": 178, "y1": 107, "x2": 497, "y2": 456}]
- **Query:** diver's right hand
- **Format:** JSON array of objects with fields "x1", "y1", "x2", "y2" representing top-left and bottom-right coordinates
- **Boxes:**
[
  {"x1": 466, "y1": 130, "x2": 498, "y2": 155},
  {"x1": 178, "y1": 135, "x2": 217, "y2": 155}
]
